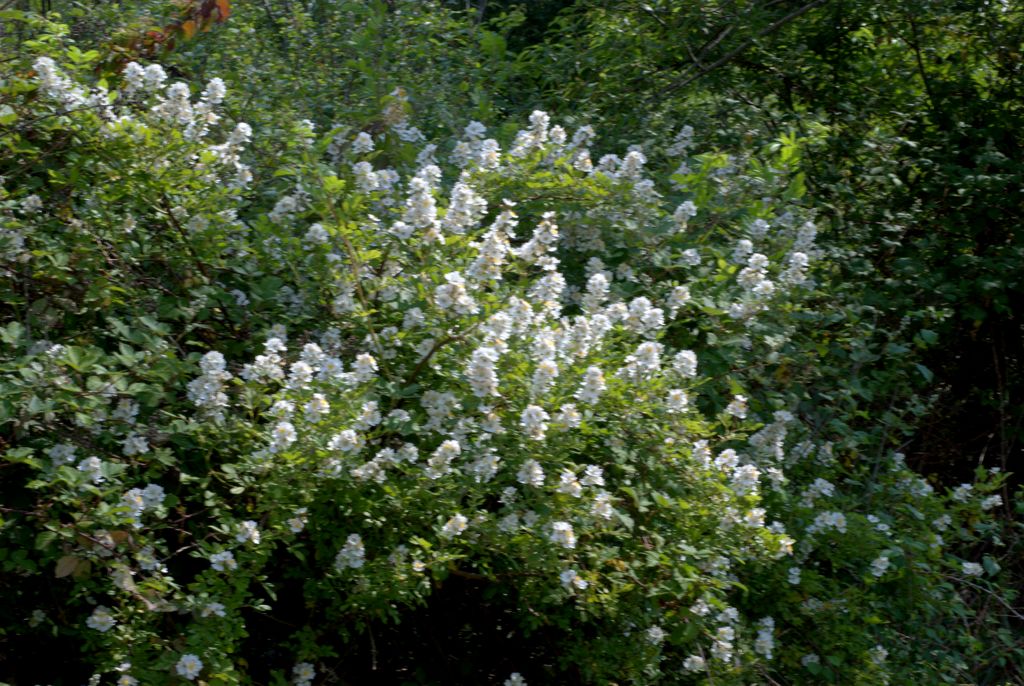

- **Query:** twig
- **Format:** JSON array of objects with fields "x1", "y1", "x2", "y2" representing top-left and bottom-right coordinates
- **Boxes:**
[{"x1": 659, "y1": 0, "x2": 832, "y2": 97}]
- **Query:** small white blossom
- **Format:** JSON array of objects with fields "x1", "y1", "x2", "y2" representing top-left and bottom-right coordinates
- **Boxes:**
[
  {"x1": 725, "y1": 394, "x2": 748, "y2": 419},
  {"x1": 517, "y1": 459, "x2": 545, "y2": 488},
  {"x1": 520, "y1": 405, "x2": 550, "y2": 440},
  {"x1": 549, "y1": 521, "x2": 576, "y2": 549},
  {"x1": 646, "y1": 625, "x2": 666, "y2": 645},
  {"x1": 441, "y1": 513, "x2": 469, "y2": 539},
  {"x1": 236, "y1": 520, "x2": 261, "y2": 545},
  {"x1": 559, "y1": 568, "x2": 588, "y2": 590},
  {"x1": 210, "y1": 550, "x2": 236, "y2": 572},
  {"x1": 962, "y1": 561, "x2": 984, "y2": 577},
  {"x1": 175, "y1": 654, "x2": 203, "y2": 681},
  {"x1": 334, "y1": 534, "x2": 365, "y2": 570},
  {"x1": 86, "y1": 606, "x2": 115, "y2": 632}
]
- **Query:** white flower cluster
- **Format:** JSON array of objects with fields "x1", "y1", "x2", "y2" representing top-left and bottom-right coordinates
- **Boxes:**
[
  {"x1": 121, "y1": 483, "x2": 165, "y2": 529},
  {"x1": 292, "y1": 662, "x2": 316, "y2": 686},
  {"x1": 33, "y1": 57, "x2": 87, "y2": 108},
  {"x1": 334, "y1": 534, "x2": 366, "y2": 570},
  {"x1": 188, "y1": 351, "x2": 232, "y2": 421}
]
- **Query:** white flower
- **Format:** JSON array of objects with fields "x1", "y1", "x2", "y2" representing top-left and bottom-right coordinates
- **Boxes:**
[
  {"x1": 962, "y1": 561, "x2": 984, "y2": 577},
  {"x1": 667, "y1": 285, "x2": 691, "y2": 314},
  {"x1": 755, "y1": 616, "x2": 775, "y2": 659},
  {"x1": 293, "y1": 662, "x2": 316, "y2": 684},
  {"x1": 236, "y1": 520, "x2": 261, "y2": 545},
  {"x1": 665, "y1": 389, "x2": 689, "y2": 414},
  {"x1": 531, "y1": 358, "x2": 559, "y2": 396},
  {"x1": 549, "y1": 521, "x2": 576, "y2": 549},
  {"x1": 673, "y1": 201, "x2": 698, "y2": 227},
  {"x1": 714, "y1": 449, "x2": 739, "y2": 470},
  {"x1": 554, "y1": 403, "x2": 581, "y2": 429},
  {"x1": 951, "y1": 483, "x2": 973, "y2": 502},
  {"x1": 304, "y1": 394, "x2": 330, "y2": 423},
  {"x1": 743, "y1": 507, "x2": 766, "y2": 528},
  {"x1": 353, "y1": 352, "x2": 378, "y2": 382},
  {"x1": 86, "y1": 606, "x2": 115, "y2": 632},
  {"x1": 559, "y1": 568, "x2": 588, "y2": 590},
  {"x1": 575, "y1": 366, "x2": 606, "y2": 405},
  {"x1": 328, "y1": 429, "x2": 364, "y2": 455},
  {"x1": 141, "y1": 483, "x2": 165, "y2": 509},
  {"x1": 681, "y1": 248, "x2": 701, "y2": 266},
  {"x1": 646, "y1": 625, "x2": 666, "y2": 645},
  {"x1": 175, "y1": 654, "x2": 203, "y2": 680},
  {"x1": 143, "y1": 64, "x2": 168, "y2": 90},
  {"x1": 504, "y1": 673, "x2": 527, "y2": 686},
  {"x1": 498, "y1": 513, "x2": 520, "y2": 532},
  {"x1": 288, "y1": 508, "x2": 308, "y2": 533},
  {"x1": 520, "y1": 405, "x2": 550, "y2": 440},
  {"x1": 870, "y1": 554, "x2": 891, "y2": 578},
  {"x1": 466, "y1": 346, "x2": 501, "y2": 398},
  {"x1": 201, "y1": 602, "x2": 226, "y2": 618},
  {"x1": 469, "y1": 452, "x2": 501, "y2": 483},
  {"x1": 619, "y1": 341, "x2": 663, "y2": 381},
  {"x1": 210, "y1": 550, "x2": 236, "y2": 572},
  {"x1": 730, "y1": 464, "x2": 760, "y2": 496},
  {"x1": 334, "y1": 534, "x2": 365, "y2": 570},
  {"x1": 981, "y1": 494, "x2": 1003, "y2": 510},
  {"x1": 592, "y1": 490, "x2": 614, "y2": 520},
  {"x1": 581, "y1": 465, "x2": 604, "y2": 487},
  {"x1": 425, "y1": 439, "x2": 461, "y2": 479},
  {"x1": 352, "y1": 131, "x2": 375, "y2": 154},
  {"x1": 47, "y1": 443, "x2": 77, "y2": 466},
  {"x1": 711, "y1": 625, "x2": 735, "y2": 662},
  {"x1": 270, "y1": 421, "x2": 297, "y2": 453},
  {"x1": 434, "y1": 271, "x2": 478, "y2": 314},
  {"x1": 122, "y1": 433, "x2": 150, "y2": 456},
  {"x1": 725, "y1": 394, "x2": 748, "y2": 419},
  {"x1": 516, "y1": 459, "x2": 545, "y2": 488},
  {"x1": 77, "y1": 456, "x2": 105, "y2": 484},
  {"x1": 582, "y1": 273, "x2": 609, "y2": 311},
  {"x1": 441, "y1": 513, "x2": 468, "y2": 539},
  {"x1": 682, "y1": 655, "x2": 705, "y2": 672},
  {"x1": 807, "y1": 510, "x2": 848, "y2": 535},
  {"x1": 556, "y1": 469, "x2": 582, "y2": 498}
]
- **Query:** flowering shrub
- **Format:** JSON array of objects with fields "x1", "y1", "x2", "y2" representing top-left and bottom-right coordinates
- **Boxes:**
[{"x1": 0, "y1": 24, "x2": 1017, "y2": 686}]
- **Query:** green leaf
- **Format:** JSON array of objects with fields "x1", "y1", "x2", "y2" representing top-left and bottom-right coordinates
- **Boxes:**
[
  {"x1": 35, "y1": 530, "x2": 57, "y2": 551},
  {"x1": 915, "y1": 363, "x2": 934, "y2": 383},
  {"x1": 0, "y1": 104, "x2": 17, "y2": 126}
]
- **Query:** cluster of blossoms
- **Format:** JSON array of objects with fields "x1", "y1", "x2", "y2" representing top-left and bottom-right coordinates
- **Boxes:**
[
  {"x1": 14, "y1": 53, "x2": 1008, "y2": 685},
  {"x1": 121, "y1": 483, "x2": 165, "y2": 528},
  {"x1": 188, "y1": 351, "x2": 233, "y2": 421},
  {"x1": 156, "y1": 106, "x2": 838, "y2": 679}
]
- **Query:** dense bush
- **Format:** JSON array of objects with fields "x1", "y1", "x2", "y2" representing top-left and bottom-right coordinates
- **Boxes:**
[{"x1": 0, "y1": 5, "x2": 1020, "y2": 686}]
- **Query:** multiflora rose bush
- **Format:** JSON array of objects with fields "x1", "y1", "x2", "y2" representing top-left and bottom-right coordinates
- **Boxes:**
[{"x1": 0, "y1": 28, "x2": 1014, "y2": 686}]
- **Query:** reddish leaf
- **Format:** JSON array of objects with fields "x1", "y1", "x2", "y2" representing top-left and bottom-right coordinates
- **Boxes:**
[
  {"x1": 109, "y1": 530, "x2": 131, "y2": 545},
  {"x1": 55, "y1": 555, "x2": 78, "y2": 578}
]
